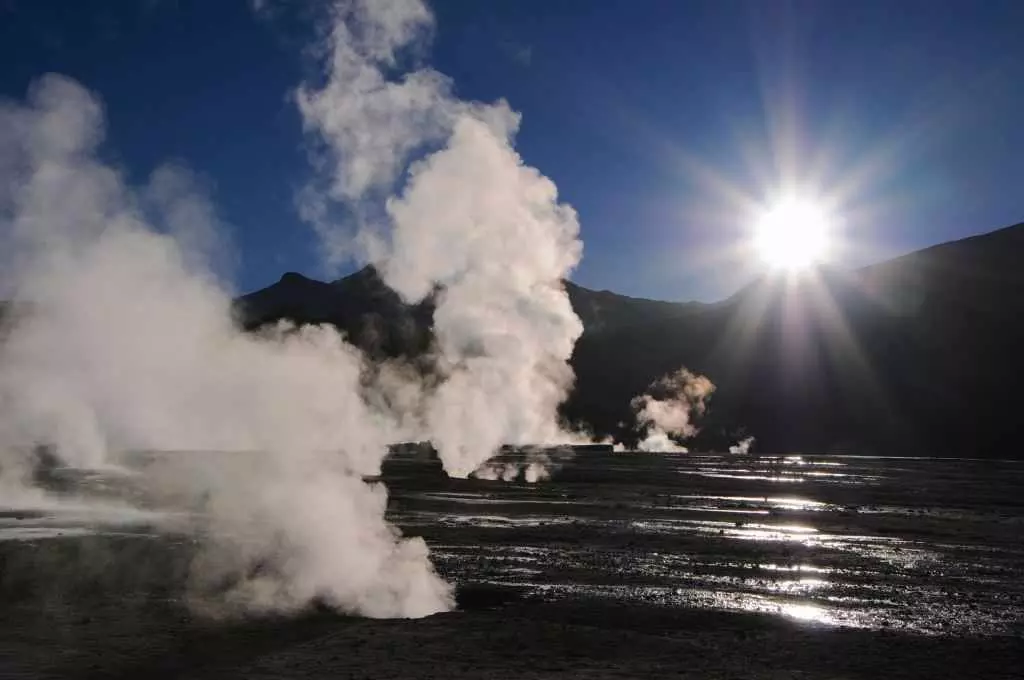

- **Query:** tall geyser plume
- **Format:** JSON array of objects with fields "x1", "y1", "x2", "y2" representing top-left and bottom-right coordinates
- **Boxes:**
[
  {"x1": 297, "y1": 0, "x2": 584, "y2": 478},
  {"x1": 0, "y1": 75, "x2": 451, "y2": 618},
  {"x1": 632, "y1": 368, "x2": 715, "y2": 452}
]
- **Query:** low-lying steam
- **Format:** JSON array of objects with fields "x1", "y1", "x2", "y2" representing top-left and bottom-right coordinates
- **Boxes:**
[
  {"x1": 729, "y1": 436, "x2": 756, "y2": 454},
  {"x1": 0, "y1": 75, "x2": 450, "y2": 618}
]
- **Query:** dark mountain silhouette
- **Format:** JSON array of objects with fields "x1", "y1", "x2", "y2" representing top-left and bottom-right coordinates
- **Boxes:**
[
  {"x1": 235, "y1": 222, "x2": 1024, "y2": 459},
  {"x1": 235, "y1": 268, "x2": 435, "y2": 360},
  {"x1": 3, "y1": 224, "x2": 1020, "y2": 458}
]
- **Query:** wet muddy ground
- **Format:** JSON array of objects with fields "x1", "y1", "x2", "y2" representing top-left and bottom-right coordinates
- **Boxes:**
[{"x1": 2, "y1": 452, "x2": 1023, "y2": 678}]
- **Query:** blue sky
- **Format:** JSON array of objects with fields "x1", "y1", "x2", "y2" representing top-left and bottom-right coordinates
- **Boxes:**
[{"x1": 2, "y1": 0, "x2": 1023, "y2": 301}]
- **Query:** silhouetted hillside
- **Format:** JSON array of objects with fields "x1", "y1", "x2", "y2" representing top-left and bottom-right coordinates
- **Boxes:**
[
  {"x1": 4, "y1": 226, "x2": 1018, "y2": 458},
  {"x1": 234, "y1": 222, "x2": 1024, "y2": 459},
  {"x1": 570, "y1": 223, "x2": 1024, "y2": 457},
  {"x1": 236, "y1": 268, "x2": 708, "y2": 348},
  {"x1": 235, "y1": 268, "x2": 435, "y2": 359},
  {"x1": 563, "y1": 280, "x2": 706, "y2": 334}
]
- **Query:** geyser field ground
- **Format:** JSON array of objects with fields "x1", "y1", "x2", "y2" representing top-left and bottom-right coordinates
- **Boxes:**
[{"x1": 2, "y1": 453, "x2": 1022, "y2": 679}]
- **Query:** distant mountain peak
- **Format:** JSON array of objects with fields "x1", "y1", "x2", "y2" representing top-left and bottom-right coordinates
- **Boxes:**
[{"x1": 278, "y1": 271, "x2": 313, "y2": 285}]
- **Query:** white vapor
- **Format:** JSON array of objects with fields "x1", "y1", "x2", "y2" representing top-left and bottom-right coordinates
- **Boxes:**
[
  {"x1": 470, "y1": 445, "x2": 576, "y2": 483},
  {"x1": 0, "y1": 75, "x2": 451, "y2": 618},
  {"x1": 636, "y1": 430, "x2": 688, "y2": 453},
  {"x1": 298, "y1": 0, "x2": 584, "y2": 478},
  {"x1": 729, "y1": 436, "x2": 755, "y2": 454},
  {"x1": 632, "y1": 368, "x2": 715, "y2": 452}
]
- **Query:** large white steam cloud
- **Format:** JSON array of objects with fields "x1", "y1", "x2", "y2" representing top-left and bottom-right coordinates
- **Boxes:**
[
  {"x1": 0, "y1": 0, "x2": 584, "y2": 618},
  {"x1": 632, "y1": 368, "x2": 715, "y2": 452},
  {"x1": 297, "y1": 0, "x2": 584, "y2": 478},
  {"x1": 0, "y1": 75, "x2": 451, "y2": 618}
]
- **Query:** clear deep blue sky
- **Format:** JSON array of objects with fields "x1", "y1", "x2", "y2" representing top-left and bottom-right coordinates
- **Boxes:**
[{"x1": 2, "y1": 0, "x2": 1023, "y2": 301}]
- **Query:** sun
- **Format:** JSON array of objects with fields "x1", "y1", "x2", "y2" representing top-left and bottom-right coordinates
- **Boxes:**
[{"x1": 753, "y1": 198, "x2": 832, "y2": 271}]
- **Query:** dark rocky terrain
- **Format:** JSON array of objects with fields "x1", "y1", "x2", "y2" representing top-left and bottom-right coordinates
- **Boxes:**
[
  {"x1": 2, "y1": 452, "x2": 1022, "y2": 679},
  {"x1": 235, "y1": 221, "x2": 1024, "y2": 459}
]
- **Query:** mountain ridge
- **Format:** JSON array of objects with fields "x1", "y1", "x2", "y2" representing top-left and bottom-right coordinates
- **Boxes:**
[
  {"x1": 235, "y1": 221, "x2": 1024, "y2": 458},
  {"x1": 4, "y1": 223, "x2": 1023, "y2": 458}
]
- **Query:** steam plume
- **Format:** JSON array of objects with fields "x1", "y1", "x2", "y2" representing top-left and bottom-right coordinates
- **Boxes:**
[
  {"x1": 631, "y1": 368, "x2": 715, "y2": 452},
  {"x1": 729, "y1": 436, "x2": 756, "y2": 454},
  {"x1": 298, "y1": 0, "x2": 584, "y2": 478},
  {"x1": 0, "y1": 75, "x2": 451, "y2": 618}
]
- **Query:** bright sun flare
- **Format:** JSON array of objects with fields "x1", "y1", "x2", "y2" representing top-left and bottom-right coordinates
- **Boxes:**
[{"x1": 753, "y1": 198, "x2": 832, "y2": 271}]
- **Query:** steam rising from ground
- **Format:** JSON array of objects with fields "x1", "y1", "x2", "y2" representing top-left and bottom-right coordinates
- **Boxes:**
[
  {"x1": 0, "y1": 0, "x2": 586, "y2": 618},
  {"x1": 729, "y1": 436, "x2": 756, "y2": 454},
  {"x1": 470, "y1": 446, "x2": 578, "y2": 483},
  {"x1": 298, "y1": 0, "x2": 584, "y2": 478},
  {"x1": 632, "y1": 368, "x2": 715, "y2": 452},
  {"x1": 0, "y1": 75, "x2": 450, "y2": 617}
]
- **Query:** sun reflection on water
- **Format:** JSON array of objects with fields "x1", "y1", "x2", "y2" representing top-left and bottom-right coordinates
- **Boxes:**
[
  {"x1": 779, "y1": 602, "x2": 833, "y2": 623},
  {"x1": 758, "y1": 563, "x2": 831, "y2": 574}
]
